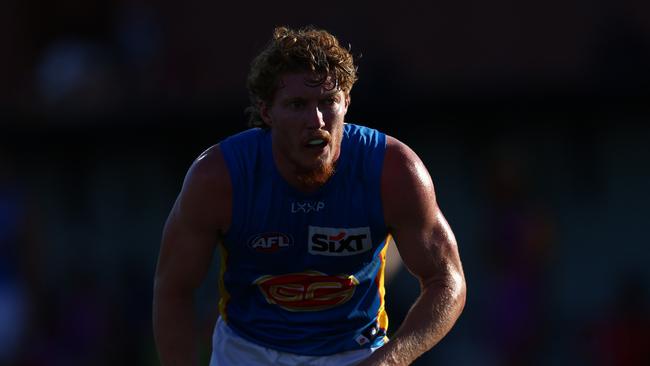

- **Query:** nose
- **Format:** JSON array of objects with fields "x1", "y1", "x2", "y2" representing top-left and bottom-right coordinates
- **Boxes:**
[{"x1": 306, "y1": 106, "x2": 326, "y2": 129}]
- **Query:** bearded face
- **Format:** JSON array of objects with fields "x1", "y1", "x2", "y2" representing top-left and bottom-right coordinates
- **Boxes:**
[{"x1": 261, "y1": 72, "x2": 349, "y2": 190}]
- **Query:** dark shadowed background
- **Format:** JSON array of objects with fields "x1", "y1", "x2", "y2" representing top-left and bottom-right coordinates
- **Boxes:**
[{"x1": 1, "y1": 0, "x2": 649, "y2": 365}]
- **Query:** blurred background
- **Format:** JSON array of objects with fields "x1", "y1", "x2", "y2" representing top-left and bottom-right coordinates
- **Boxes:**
[{"x1": 1, "y1": 0, "x2": 649, "y2": 365}]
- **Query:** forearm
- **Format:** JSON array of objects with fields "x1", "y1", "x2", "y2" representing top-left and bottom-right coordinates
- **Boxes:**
[
  {"x1": 153, "y1": 290, "x2": 200, "y2": 366},
  {"x1": 359, "y1": 278, "x2": 466, "y2": 366}
]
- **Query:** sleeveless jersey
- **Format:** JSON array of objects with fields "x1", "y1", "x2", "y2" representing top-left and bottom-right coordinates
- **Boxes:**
[{"x1": 217, "y1": 123, "x2": 390, "y2": 356}]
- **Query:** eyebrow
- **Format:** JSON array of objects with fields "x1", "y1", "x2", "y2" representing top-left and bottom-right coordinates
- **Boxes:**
[
  {"x1": 321, "y1": 90, "x2": 340, "y2": 97},
  {"x1": 281, "y1": 91, "x2": 340, "y2": 101},
  {"x1": 282, "y1": 96, "x2": 307, "y2": 103}
]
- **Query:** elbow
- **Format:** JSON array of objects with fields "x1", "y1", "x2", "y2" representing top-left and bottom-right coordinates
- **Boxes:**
[
  {"x1": 448, "y1": 266, "x2": 466, "y2": 314},
  {"x1": 454, "y1": 274, "x2": 467, "y2": 315},
  {"x1": 427, "y1": 267, "x2": 466, "y2": 316},
  {"x1": 152, "y1": 271, "x2": 169, "y2": 299}
]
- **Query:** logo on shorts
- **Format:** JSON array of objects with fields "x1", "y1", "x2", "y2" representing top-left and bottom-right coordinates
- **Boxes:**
[
  {"x1": 254, "y1": 271, "x2": 359, "y2": 311},
  {"x1": 247, "y1": 232, "x2": 293, "y2": 253},
  {"x1": 308, "y1": 226, "x2": 372, "y2": 256},
  {"x1": 355, "y1": 323, "x2": 385, "y2": 346}
]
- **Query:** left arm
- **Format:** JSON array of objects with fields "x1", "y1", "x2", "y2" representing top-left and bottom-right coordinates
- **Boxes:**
[{"x1": 358, "y1": 136, "x2": 466, "y2": 366}]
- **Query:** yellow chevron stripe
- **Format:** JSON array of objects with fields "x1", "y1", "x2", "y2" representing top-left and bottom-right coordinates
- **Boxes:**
[
  {"x1": 218, "y1": 243, "x2": 230, "y2": 321},
  {"x1": 376, "y1": 234, "x2": 391, "y2": 331}
]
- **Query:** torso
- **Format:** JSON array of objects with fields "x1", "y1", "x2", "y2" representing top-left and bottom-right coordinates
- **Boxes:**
[{"x1": 216, "y1": 124, "x2": 390, "y2": 355}]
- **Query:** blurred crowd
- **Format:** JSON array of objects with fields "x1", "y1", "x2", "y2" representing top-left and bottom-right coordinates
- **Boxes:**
[
  {"x1": 3, "y1": 0, "x2": 650, "y2": 115},
  {"x1": 2, "y1": 1, "x2": 650, "y2": 365}
]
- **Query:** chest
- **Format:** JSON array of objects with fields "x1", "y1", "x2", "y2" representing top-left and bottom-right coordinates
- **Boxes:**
[{"x1": 224, "y1": 171, "x2": 385, "y2": 273}]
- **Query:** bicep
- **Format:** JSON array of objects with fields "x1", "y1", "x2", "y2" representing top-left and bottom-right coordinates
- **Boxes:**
[
  {"x1": 154, "y1": 146, "x2": 231, "y2": 295},
  {"x1": 382, "y1": 137, "x2": 462, "y2": 284},
  {"x1": 155, "y1": 204, "x2": 218, "y2": 294},
  {"x1": 391, "y1": 209, "x2": 461, "y2": 286}
]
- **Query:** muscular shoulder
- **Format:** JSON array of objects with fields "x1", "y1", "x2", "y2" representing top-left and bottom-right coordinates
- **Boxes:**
[
  {"x1": 185, "y1": 144, "x2": 229, "y2": 187},
  {"x1": 381, "y1": 136, "x2": 437, "y2": 231},
  {"x1": 176, "y1": 144, "x2": 232, "y2": 234},
  {"x1": 382, "y1": 136, "x2": 435, "y2": 197}
]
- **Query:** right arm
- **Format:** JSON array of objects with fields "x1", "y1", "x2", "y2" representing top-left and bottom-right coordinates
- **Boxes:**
[{"x1": 153, "y1": 145, "x2": 231, "y2": 366}]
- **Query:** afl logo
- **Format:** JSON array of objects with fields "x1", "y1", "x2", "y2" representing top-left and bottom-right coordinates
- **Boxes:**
[
  {"x1": 254, "y1": 271, "x2": 359, "y2": 312},
  {"x1": 247, "y1": 232, "x2": 293, "y2": 253}
]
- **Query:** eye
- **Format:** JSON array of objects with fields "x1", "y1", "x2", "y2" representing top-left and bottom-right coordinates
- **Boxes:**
[
  {"x1": 321, "y1": 96, "x2": 338, "y2": 107},
  {"x1": 288, "y1": 100, "x2": 305, "y2": 110}
]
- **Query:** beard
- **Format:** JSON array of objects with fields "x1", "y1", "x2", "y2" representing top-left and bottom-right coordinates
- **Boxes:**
[
  {"x1": 295, "y1": 158, "x2": 336, "y2": 188},
  {"x1": 295, "y1": 126, "x2": 342, "y2": 188}
]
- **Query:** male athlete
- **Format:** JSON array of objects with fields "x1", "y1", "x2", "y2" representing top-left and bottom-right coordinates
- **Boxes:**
[{"x1": 153, "y1": 26, "x2": 466, "y2": 366}]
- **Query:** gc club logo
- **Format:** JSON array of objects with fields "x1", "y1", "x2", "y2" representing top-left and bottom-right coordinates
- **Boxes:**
[
  {"x1": 247, "y1": 232, "x2": 293, "y2": 253},
  {"x1": 254, "y1": 271, "x2": 359, "y2": 312}
]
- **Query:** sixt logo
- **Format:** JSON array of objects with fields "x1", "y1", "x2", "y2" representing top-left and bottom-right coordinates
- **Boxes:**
[
  {"x1": 247, "y1": 232, "x2": 293, "y2": 253},
  {"x1": 254, "y1": 271, "x2": 359, "y2": 311},
  {"x1": 308, "y1": 226, "x2": 372, "y2": 256}
]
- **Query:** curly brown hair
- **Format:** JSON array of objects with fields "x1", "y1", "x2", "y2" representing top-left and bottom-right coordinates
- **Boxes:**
[{"x1": 245, "y1": 26, "x2": 358, "y2": 128}]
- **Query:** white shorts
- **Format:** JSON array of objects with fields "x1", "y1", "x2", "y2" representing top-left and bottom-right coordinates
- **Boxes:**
[{"x1": 209, "y1": 317, "x2": 380, "y2": 366}]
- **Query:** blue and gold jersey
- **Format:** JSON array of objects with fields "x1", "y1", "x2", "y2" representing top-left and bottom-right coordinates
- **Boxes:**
[{"x1": 218, "y1": 123, "x2": 389, "y2": 356}]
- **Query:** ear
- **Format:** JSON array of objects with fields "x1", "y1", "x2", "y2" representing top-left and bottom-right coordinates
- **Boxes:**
[
  {"x1": 259, "y1": 101, "x2": 273, "y2": 127},
  {"x1": 343, "y1": 93, "x2": 351, "y2": 112}
]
